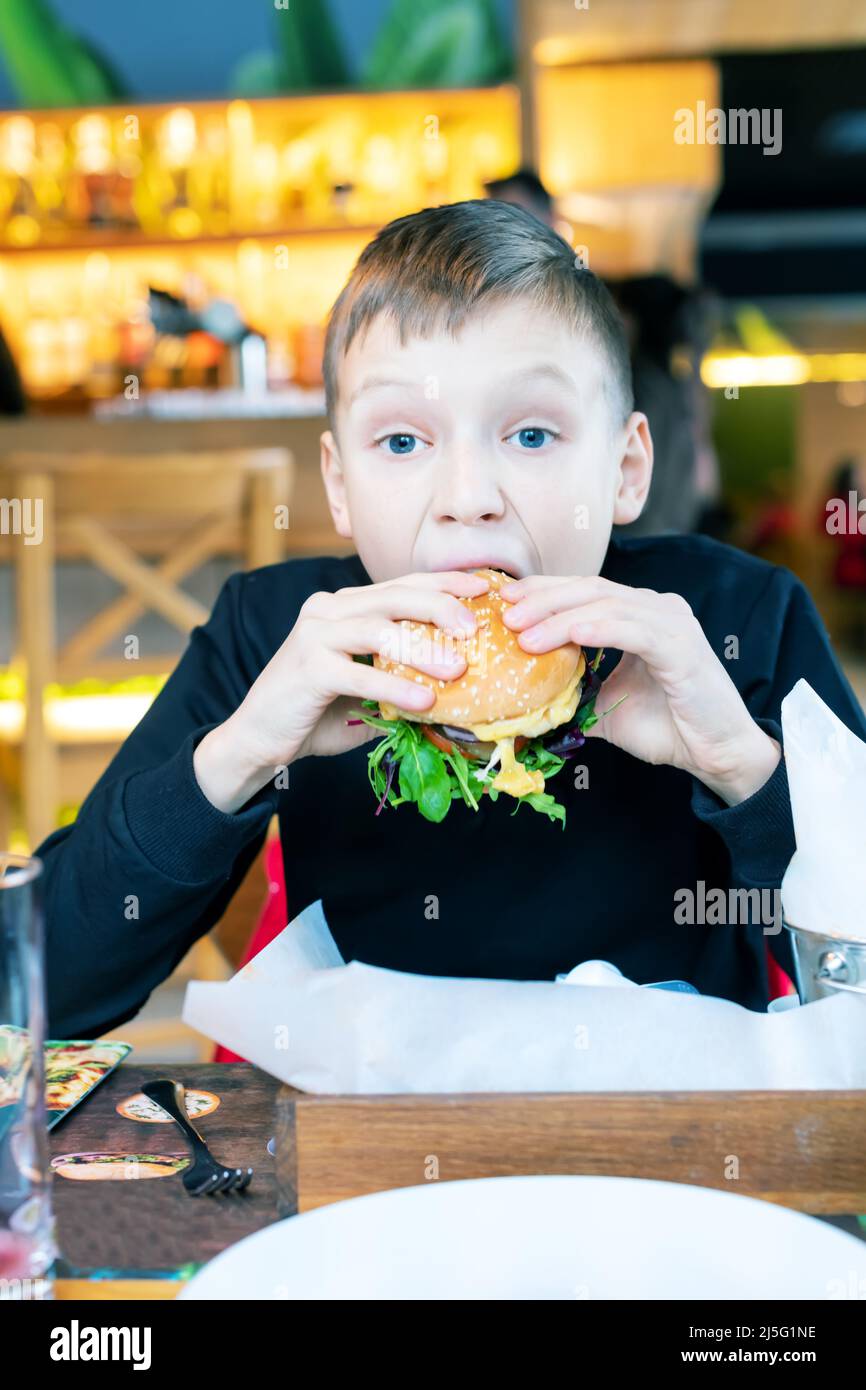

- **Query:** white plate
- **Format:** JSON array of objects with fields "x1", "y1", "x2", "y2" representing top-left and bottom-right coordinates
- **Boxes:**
[{"x1": 179, "y1": 1175, "x2": 866, "y2": 1300}]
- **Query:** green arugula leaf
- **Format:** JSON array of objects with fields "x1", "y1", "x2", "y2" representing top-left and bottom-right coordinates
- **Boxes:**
[
  {"x1": 518, "y1": 738, "x2": 566, "y2": 776},
  {"x1": 510, "y1": 789, "x2": 567, "y2": 827},
  {"x1": 362, "y1": 715, "x2": 578, "y2": 826},
  {"x1": 442, "y1": 747, "x2": 480, "y2": 811},
  {"x1": 398, "y1": 736, "x2": 453, "y2": 823}
]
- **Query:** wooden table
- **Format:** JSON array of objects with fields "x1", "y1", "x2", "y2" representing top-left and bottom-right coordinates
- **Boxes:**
[
  {"x1": 52, "y1": 1062, "x2": 292, "y2": 1299},
  {"x1": 51, "y1": 1063, "x2": 866, "y2": 1299}
]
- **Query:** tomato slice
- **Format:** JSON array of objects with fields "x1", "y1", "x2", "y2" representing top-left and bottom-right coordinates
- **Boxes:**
[
  {"x1": 422, "y1": 725, "x2": 529, "y2": 760},
  {"x1": 421, "y1": 725, "x2": 457, "y2": 757}
]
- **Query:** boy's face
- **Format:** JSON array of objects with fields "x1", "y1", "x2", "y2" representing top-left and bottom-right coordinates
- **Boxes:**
[{"x1": 321, "y1": 299, "x2": 652, "y2": 582}]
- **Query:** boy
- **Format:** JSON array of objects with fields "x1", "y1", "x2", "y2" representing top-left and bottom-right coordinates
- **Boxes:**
[{"x1": 39, "y1": 200, "x2": 866, "y2": 1037}]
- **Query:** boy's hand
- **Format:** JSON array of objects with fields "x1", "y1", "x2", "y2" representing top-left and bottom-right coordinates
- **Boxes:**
[
  {"x1": 194, "y1": 571, "x2": 488, "y2": 813},
  {"x1": 500, "y1": 575, "x2": 781, "y2": 807}
]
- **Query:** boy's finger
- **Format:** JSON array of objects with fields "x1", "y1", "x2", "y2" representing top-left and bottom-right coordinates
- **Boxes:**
[
  {"x1": 378, "y1": 585, "x2": 481, "y2": 633},
  {"x1": 330, "y1": 583, "x2": 479, "y2": 634},
  {"x1": 324, "y1": 617, "x2": 469, "y2": 680},
  {"x1": 338, "y1": 658, "x2": 438, "y2": 712},
  {"x1": 515, "y1": 603, "x2": 659, "y2": 661},
  {"x1": 502, "y1": 575, "x2": 633, "y2": 625},
  {"x1": 499, "y1": 573, "x2": 576, "y2": 601},
  {"x1": 403, "y1": 570, "x2": 491, "y2": 596}
]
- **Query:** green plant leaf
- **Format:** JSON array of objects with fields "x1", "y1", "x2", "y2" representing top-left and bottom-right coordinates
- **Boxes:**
[
  {"x1": 398, "y1": 737, "x2": 453, "y2": 822},
  {"x1": 510, "y1": 790, "x2": 567, "y2": 827},
  {"x1": 0, "y1": 0, "x2": 125, "y2": 106},
  {"x1": 362, "y1": 0, "x2": 512, "y2": 91},
  {"x1": 274, "y1": 0, "x2": 350, "y2": 91},
  {"x1": 442, "y1": 747, "x2": 480, "y2": 811}
]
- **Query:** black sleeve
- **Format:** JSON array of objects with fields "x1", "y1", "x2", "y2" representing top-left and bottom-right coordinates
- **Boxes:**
[
  {"x1": 38, "y1": 573, "x2": 279, "y2": 1039},
  {"x1": 690, "y1": 566, "x2": 866, "y2": 974}
]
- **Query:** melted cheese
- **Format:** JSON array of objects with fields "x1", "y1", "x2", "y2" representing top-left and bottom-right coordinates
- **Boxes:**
[
  {"x1": 476, "y1": 666, "x2": 585, "y2": 800},
  {"x1": 491, "y1": 738, "x2": 545, "y2": 798},
  {"x1": 381, "y1": 660, "x2": 585, "y2": 802},
  {"x1": 467, "y1": 666, "x2": 583, "y2": 742}
]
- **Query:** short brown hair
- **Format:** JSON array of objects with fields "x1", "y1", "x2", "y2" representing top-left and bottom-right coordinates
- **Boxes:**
[{"x1": 323, "y1": 199, "x2": 633, "y2": 426}]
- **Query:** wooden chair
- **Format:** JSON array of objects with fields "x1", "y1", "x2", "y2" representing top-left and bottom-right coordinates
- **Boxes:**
[
  {"x1": 1, "y1": 446, "x2": 293, "y2": 848},
  {"x1": 0, "y1": 447, "x2": 295, "y2": 1059}
]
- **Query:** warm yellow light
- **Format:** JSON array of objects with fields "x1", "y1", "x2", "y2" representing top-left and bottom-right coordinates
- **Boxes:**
[
  {"x1": 0, "y1": 115, "x2": 35, "y2": 175},
  {"x1": 533, "y1": 37, "x2": 589, "y2": 67},
  {"x1": 0, "y1": 691, "x2": 158, "y2": 744},
  {"x1": 4, "y1": 215, "x2": 40, "y2": 247},
  {"x1": 47, "y1": 693, "x2": 156, "y2": 740},
  {"x1": 72, "y1": 113, "x2": 113, "y2": 174},
  {"x1": 282, "y1": 139, "x2": 316, "y2": 182},
  {"x1": 159, "y1": 107, "x2": 197, "y2": 167},
  {"x1": 536, "y1": 60, "x2": 720, "y2": 195},
  {"x1": 702, "y1": 352, "x2": 866, "y2": 389},
  {"x1": 166, "y1": 206, "x2": 202, "y2": 239},
  {"x1": 808, "y1": 354, "x2": 866, "y2": 384},
  {"x1": 702, "y1": 353, "x2": 810, "y2": 388},
  {"x1": 0, "y1": 671, "x2": 166, "y2": 745}
]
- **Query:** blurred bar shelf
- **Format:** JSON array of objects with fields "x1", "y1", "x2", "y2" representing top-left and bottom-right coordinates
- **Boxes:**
[
  {"x1": 0, "y1": 84, "x2": 520, "y2": 413},
  {"x1": 0, "y1": 224, "x2": 384, "y2": 255},
  {"x1": 92, "y1": 385, "x2": 325, "y2": 420}
]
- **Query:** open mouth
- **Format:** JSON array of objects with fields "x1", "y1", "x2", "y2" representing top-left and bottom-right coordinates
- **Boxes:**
[{"x1": 442, "y1": 560, "x2": 523, "y2": 579}]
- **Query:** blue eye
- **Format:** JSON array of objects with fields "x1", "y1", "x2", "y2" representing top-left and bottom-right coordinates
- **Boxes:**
[
  {"x1": 380, "y1": 433, "x2": 419, "y2": 455},
  {"x1": 507, "y1": 427, "x2": 556, "y2": 450}
]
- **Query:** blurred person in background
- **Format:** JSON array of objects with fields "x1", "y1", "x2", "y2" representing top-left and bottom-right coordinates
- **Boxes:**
[
  {"x1": 486, "y1": 174, "x2": 716, "y2": 538},
  {"x1": 819, "y1": 457, "x2": 866, "y2": 653},
  {"x1": 484, "y1": 168, "x2": 555, "y2": 228},
  {"x1": 608, "y1": 275, "x2": 719, "y2": 538},
  {"x1": 737, "y1": 469, "x2": 800, "y2": 569},
  {"x1": 0, "y1": 322, "x2": 25, "y2": 414}
]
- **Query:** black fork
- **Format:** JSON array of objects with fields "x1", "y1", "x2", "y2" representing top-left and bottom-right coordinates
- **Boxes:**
[{"x1": 141, "y1": 1078, "x2": 253, "y2": 1196}]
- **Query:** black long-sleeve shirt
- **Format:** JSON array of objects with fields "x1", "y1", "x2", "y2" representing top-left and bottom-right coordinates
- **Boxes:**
[{"x1": 39, "y1": 534, "x2": 866, "y2": 1038}]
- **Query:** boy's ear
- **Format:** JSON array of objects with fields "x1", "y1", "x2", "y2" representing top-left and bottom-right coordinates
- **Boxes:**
[
  {"x1": 320, "y1": 429, "x2": 353, "y2": 540},
  {"x1": 612, "y1": 412, "x2": 653, "y2": 526}
]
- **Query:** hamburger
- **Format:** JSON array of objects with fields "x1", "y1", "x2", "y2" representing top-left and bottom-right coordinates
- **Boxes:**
[
  {"x1": 351, "y1": 569, "x2": 603, "y2": 826},
  {"x1": 50, "y1": 1152, "x2": 188, "y2": 1180}
]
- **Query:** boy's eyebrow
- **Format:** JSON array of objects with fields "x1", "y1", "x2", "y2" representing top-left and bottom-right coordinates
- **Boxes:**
[
  {"x1": 498, "y1": 363, "x2": 578, "y2": 394},
  {"x1": 349, "y1": 375, "x2": 417, "y2": 404},
  {"x1": 349, "y1": 363, "x2": 578, "y2": 405}
]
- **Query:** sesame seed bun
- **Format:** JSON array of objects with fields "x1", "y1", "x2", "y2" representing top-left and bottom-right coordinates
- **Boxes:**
[{"x1": 375, "y1": 568, "x2": 584, "y2": 728}]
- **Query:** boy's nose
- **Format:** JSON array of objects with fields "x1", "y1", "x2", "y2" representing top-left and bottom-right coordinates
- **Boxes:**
[{"x1": 432, "y1": 452, "x2": 506, "y2": 526}]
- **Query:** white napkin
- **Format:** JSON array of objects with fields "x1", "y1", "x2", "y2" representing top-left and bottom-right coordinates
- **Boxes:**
[
  {"x1": 781, "y1": 679, "x2": 866, "y2": 940},
  {"x1": 183, "y1": 900, "x2": 866, "y2": 1093}
]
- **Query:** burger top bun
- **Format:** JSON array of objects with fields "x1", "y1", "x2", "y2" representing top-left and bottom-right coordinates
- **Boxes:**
[{"x1": 375, "y1": 568, "x2": 584, "y2": 727}]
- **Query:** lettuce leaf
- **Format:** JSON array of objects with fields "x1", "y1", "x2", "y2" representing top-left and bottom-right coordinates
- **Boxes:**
[
  {"x1": 351, "y1": 648, "x2": 613, "y2": 827},
  {"x1": 352, "y1": 700, "x2": 573, "y2": 825}
]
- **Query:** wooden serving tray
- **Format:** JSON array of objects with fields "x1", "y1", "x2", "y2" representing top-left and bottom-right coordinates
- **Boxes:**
[{"x1": 273, "y1": 1089, "x2": 866, "y2": 1216}]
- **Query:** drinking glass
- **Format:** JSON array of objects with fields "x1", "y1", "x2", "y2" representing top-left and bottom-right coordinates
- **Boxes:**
[{"x1": 0, "y1": 853, "x2": 56, "y2": 1300}]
